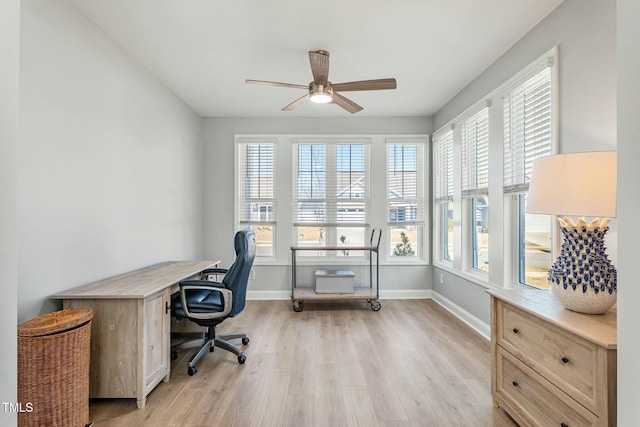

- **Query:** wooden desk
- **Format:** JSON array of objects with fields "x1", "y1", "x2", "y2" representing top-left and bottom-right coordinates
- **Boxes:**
[{"x1": 51, "y1": 260, "x2": 219, "y2": 408}]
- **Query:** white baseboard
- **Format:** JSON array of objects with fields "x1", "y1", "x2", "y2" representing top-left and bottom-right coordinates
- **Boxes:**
[
  {"x1": 430, "y1": 291, "x2": 490, "y2": 340},
  {"x1": 379, "y1": 289, "x2": 431, "y2": 299},
  {"x1": 247, "y1": 289, "x2": 490, "y2": 341},
  {"x1": 247, "y1": 289, "x2": 432, "y2": 301}
]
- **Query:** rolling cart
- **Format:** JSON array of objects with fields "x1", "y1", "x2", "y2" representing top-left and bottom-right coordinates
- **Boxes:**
[{"x1": 290, "y1": 228, "x2": 382, "y2": 312}]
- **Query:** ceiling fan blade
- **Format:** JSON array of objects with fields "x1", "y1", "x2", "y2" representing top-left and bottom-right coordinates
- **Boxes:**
[
  {"x1": 245, "y1": 79, "x2": 308, "y2": 90},
  {"x1": 309, "y1": 50, "x2": 330, "y2": 85},
  {"x1": 332, "y1": 93, "x2": 363, "y2": 114},
  {"x1": 332, "y1": 78, "x2": 397, "y2": 92},
  {"x1": 282, "y1": 94, "x2": 310, "y2": 111}
]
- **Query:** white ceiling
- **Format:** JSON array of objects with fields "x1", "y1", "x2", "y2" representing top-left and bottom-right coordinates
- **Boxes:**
[{"x1": 66, "y1": 0, "x2": 564, "y2": 118}]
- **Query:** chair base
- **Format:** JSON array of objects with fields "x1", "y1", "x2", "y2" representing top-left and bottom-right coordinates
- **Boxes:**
[{"x1": 171, "y1": 329, "x2": 249, "y2": 375}]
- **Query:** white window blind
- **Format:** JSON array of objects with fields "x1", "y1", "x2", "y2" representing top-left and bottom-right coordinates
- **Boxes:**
[
  {"x1": 237, "y1": 141, "x2": 276, "y2": 225},
  {"x1": 433, "y1": 127, "x2": 454, "y2": 203},
  {"x1": 462, "y1": 108, "x2": 489, "y2": 196},
  {"x1": 387, "y1": 142, "x2": 424, "y2": 225},
  {"x1": 503, "y1": 67, "x2": 553, "y2": 193},
  {"x1": 293, "y1": 141, "x2": 370, "y2": 227}
]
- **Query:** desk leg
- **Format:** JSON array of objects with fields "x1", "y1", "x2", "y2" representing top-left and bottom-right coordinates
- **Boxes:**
[{"x1": 137, "y1": 397, "x2": 146, "y2": 409}]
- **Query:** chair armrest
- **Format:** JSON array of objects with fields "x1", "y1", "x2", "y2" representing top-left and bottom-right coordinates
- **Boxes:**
[
  {"x1": 179, "y1": 281, "x2": 232, "y2": 320},
  {"x1": 180, "y1": 279, "x2": 225, "y2": 289}
]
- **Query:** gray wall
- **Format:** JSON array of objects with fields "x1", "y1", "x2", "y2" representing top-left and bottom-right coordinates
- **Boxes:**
[
  {"x1": 431, "y1": 0, "x2": 617, "y2": 326},
  {"x1": 203, "y1": 117, "x2": 433, "y2": 294},
  {"x1": 0, "y1": 0, "x2": 20, "y2": 422},
  {"x1": 617, "y1": 0, "x2": 640, "y2": 423},
  {"x1": 17, "y1": 0, "x2": 205, "y2": 322}
]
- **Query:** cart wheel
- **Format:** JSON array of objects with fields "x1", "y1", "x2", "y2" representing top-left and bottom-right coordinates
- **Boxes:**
[
  {"x1": 238, "y1": 354, "x2": 246, "y2": 364},
  {"x1": 293, "y1": 300, "x2": 303, "y2": 312},
  {"x1": 242, "y1": 337, "x2": 250, "y2": 345},
  {"x1": 371, "y1": 300, "x2": 382, "y2": 311},
  {"x1": 171, "y1": 350, "x2": 178, "y2": 360},
  {"x1": 188, "y1": 366, "x2": 197, "y2": 376}
]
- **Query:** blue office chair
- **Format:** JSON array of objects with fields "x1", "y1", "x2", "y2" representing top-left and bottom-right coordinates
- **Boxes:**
[{"x1": 171, "y1": 229, "x2": 255, "y2": 376}]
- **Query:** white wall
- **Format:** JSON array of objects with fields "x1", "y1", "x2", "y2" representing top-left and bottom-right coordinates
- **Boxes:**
[
  {"x1": 0, "y1": 0, "x2": 20, "y2": 422},
  {"x1": 203, "y1": 117, "x2": 432, "y2": 294},
  {"x1": 17, "y1": 0, "x2": 204, "y2": 322},
  {"x1": 616, "y1": 0, "x2": 640, "y2": 423},
  {"x1": 431, "y1": 0, "x2": 617, "y2": 325}
]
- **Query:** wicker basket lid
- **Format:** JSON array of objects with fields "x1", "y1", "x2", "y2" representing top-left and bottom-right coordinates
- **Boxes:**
[{"x1": 18, "y1": 307, "x2": 93, "y2": 337}]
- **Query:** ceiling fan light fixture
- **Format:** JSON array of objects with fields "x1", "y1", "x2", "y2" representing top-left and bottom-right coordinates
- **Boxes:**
[
  {"x1": 309, "y1": 93, "x2": 332, "y2": 103},
  {"x1": 309, "y1": 84, "x2": 333, "y2": 103}
]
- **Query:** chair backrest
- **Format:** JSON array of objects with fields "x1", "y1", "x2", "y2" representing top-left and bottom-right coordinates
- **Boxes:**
[{"x1": 221, "y1": 229, "x2": 256, "y2": 316}]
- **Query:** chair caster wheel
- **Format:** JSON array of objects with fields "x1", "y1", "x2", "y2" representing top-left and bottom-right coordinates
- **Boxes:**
[
  {"x1": 242, "y1": 337, "x2": 250, "y2": 345},
  {"x1": 238, "y1": 354, "x2": 246, "y2": 364},
  {"x1": 188, "y1": 366, "x2": 197, "y2": 376},
  {"x1": 293, "y1": 300, "x2": 303, "y2": 312},
  {"x1": 371, "y1": 301, "x2": 381, "y2": 311},
  {"x1": 171, "y1": 351, "x2": 178, "y2": 360}
]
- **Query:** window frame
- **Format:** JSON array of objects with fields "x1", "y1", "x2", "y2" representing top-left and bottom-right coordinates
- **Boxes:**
[
  {"x1": 433, "y1": 127, "x2": 454, "y2": 265},
  {"x1": 235, "y1": 138, "x2": 278, "y2": 261},
  {"x1": 461, "y1": 106, "x2": 490, "y2": 276},
  {"x1": 386, "y1": 138, "x2": 427, "y2": 263},
  {"x1": 292, "y1": 137, "x2": 372, "y2": 260},
  {"x1": 501, "y1": 50, "x2": 558, "y2": 288},
  {"x1": 235, "y1": 134, "x2": 429, "y2": 266}
]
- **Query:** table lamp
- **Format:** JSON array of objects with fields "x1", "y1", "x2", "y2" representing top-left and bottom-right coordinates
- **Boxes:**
[{"x1": 526, "y1": 151, "x2": 617, "y2": 314}]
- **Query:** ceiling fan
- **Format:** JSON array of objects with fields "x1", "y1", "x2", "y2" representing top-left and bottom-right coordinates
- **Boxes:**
[{"x1": 245, "y1": 50, "x2": 397, "y2": 114}]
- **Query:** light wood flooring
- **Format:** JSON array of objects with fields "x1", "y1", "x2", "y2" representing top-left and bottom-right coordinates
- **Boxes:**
[{"x1": 89, "y1": 299, "x2": 517, "y2": 426}]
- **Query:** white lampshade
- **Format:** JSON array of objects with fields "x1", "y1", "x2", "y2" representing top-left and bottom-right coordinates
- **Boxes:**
[{"x1": 527, "y1": 151, "x2": 617, "y2": 218}]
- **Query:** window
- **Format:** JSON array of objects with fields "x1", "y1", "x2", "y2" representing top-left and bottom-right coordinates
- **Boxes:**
[
  {"x1": 236, "y1": 140, "x2": 276, "y2": 257},
  {"x1": 462, "y1": 107, "x2": 489, "y2": 272},
  {"x1": 472, "y1": 196, "x2": 489, "y2": 271},
  {"x1": 387, "y1": 141, "x2": 425, "y2": 258},
  {"x1": 504, "y1": 65, "x2": 555, "y2": 288},
  {"x1": 293, "y1": 140, "x2": 370, "y2": 257},
  {"x1": 236, "y1": 134, "x2": 429, "y2": 264},
  {"x1": 433, "y1": 128, "x2": 454, "y2": 262},
  {"x1": 429, "y1": 47, "x2": 557, "y2": 287},
  {"x1": 518, "y1": 194, "x2": 553, "y2": 288}
]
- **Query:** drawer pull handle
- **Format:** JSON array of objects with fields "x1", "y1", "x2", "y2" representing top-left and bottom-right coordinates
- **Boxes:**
[
  {"x1": 561, "y1": 357, "x2": 570, "y2": 364},
  {"x1": 512, "y1": 381, "x2": 518, "y2": 387},
  {"x1": 512, "y1": 328, "x2": 519, "y2": 334}
]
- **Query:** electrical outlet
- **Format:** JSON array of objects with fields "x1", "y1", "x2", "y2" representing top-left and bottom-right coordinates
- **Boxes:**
[
  {"x1": 250, "y1": 269, "x2": 256, "y2": 280},
  {"x1": 439, "y1": 273, "x2": 444, "y2": 285}
]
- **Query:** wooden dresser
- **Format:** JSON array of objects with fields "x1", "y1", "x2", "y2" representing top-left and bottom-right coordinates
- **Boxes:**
[{"x1": 489, "y1": 287, "x2": 616, "y2": 427}]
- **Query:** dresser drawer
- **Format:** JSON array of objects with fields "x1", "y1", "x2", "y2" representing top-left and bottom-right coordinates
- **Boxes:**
[
  {"x1": 496, "y1": 299, "x2": 599, "y2": 411},
  {"x1": 495, "y1": 346, "x2": 599, "y2": 427}
]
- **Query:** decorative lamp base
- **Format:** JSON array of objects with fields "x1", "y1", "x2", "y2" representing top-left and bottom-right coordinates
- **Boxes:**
[
  {"x1": 551, "y1": 283, "x2": 616, "y2": 314},
  {"x1": 548, "y1": 217, "x2": 617, "y2": 315}
]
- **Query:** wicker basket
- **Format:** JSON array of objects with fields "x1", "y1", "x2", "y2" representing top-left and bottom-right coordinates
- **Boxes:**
[{"x1": 18, "y1": 307, "x2": 93, "y2": 427}]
